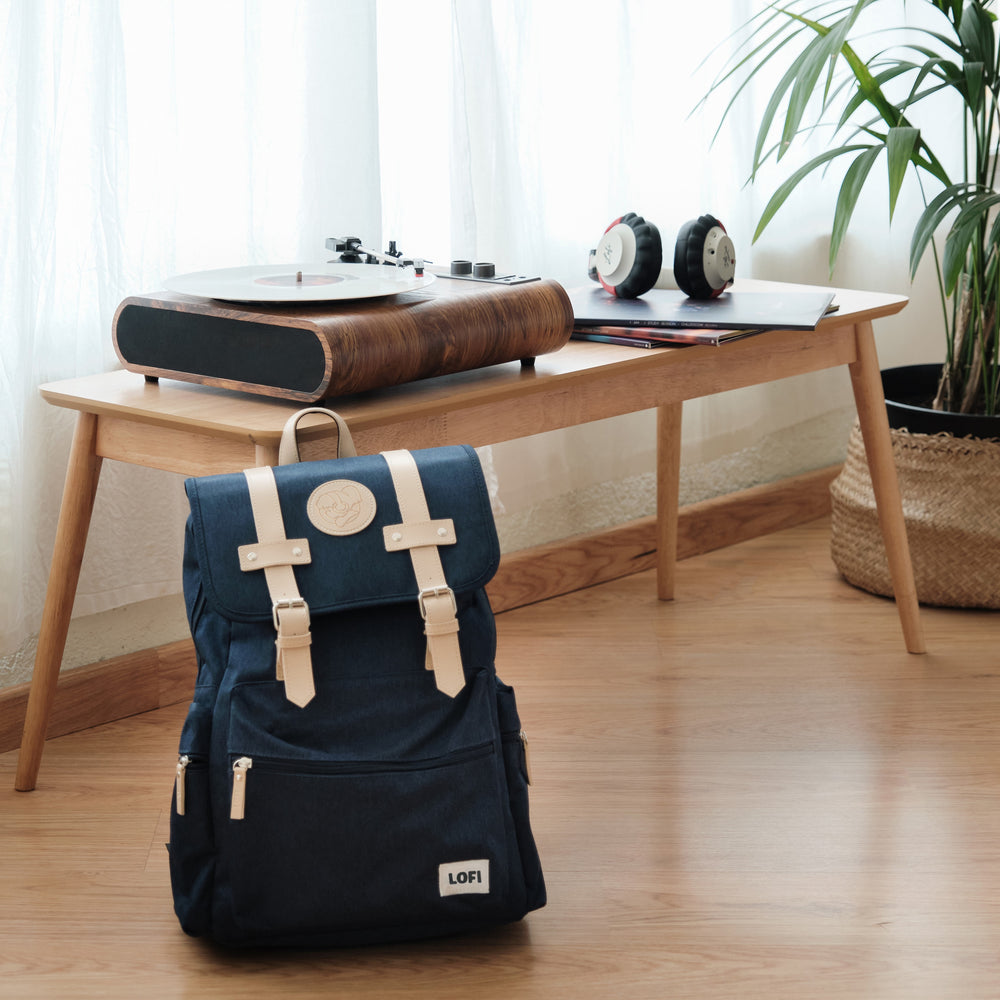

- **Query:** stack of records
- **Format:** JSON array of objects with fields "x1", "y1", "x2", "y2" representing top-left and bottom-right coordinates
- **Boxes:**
[{"x1": 568, "y1": 285, "x2": 836, "y2": 348}]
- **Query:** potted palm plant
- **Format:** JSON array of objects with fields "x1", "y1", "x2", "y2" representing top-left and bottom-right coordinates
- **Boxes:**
[{"x1": 704, "y1": 0, "x2": 1000, "y2": 607}]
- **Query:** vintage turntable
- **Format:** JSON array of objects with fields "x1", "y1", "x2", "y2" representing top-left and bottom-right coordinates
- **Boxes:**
[{"x1": 112, "y1": 238, "x2": 573, "y2": 402}]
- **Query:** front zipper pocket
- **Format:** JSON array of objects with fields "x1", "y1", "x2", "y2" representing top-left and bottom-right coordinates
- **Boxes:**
[
  {"x1": 229, "y1": 756, "x2": 253, "y2": 820},
  {"x1": 228, "y1": 744, "x2": 493, "y2": 823},
  {"x1": 219, "y1": 740, "x2": 526, "y2": 939}
]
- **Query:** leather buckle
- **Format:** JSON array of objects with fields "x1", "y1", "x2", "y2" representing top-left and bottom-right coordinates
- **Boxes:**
[
  {"x1": 417, "y1": 586, "x2": 457, "y2": 621},
  {"x1": 272, "y1": 597, "x2": 310, "y2": 631}
]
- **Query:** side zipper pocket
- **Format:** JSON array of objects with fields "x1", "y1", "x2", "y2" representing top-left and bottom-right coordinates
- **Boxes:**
[
  {"x1": 168, "y1": 752, "x2": 215, "y2": 938},
  {"x1": 174, "y1": 752, "x2": 207, "y2": 817},
  {"x1": 495, "y1": 682, "x2": 546, "y2": 914},
  {"x1": 502, "y1": 729, "x2": 532, "y2": 786},
  {"x1": 175, "y1": 754, "x2": 193, "y2": 815}
]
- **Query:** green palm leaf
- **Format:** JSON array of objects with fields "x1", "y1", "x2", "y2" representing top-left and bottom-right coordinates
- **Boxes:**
[
  {"x1": 886, "y1": 126, "x2": 920, "y2": 219},
  {"x1": 830, "y1": 145, "x2": 884, "y2": 266},
  {"x1": 943, "y1": 191, "x2": 1000, "y2": 290},
  {"x1": 754, "y1": 144, "x2": 873, "y2": 242},
  {"x1": 700, "y1": 0, "x2": 1000, "y2": 415},
  {"x1": 909, "y1": 183, "x2": 976, "y2": 277}
]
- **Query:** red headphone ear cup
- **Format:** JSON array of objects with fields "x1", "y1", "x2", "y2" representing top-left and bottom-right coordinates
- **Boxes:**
[
  {"x1": 673, "y1": 214, "x2": 728, "y2": 299},
  {"x1": 613, "y1": 213, "x2": 663, "y2": 299}
]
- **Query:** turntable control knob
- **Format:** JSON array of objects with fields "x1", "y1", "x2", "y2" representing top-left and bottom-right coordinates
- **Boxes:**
[
  {"x1": 450, "y1": 260, "x2": 473, "y2": 276},
  {"x1": 473, "y1": 262, "x2": 495, "y2": 278}
]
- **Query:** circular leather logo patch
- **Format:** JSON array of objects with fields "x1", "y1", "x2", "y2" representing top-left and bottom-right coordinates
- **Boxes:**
[{"x1": 306, "y1": 480, "x2": 377, "y2": 536}]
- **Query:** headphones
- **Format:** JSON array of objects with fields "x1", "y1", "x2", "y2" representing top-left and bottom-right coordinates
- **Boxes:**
[{"x1": 588, "y1": 212, "x2": 736, "y2": 300}]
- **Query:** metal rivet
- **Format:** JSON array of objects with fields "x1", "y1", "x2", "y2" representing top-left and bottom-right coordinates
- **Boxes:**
[
  {"x1": 292, "y1": 546, "x2": 303, "y2": 557},
  {"x1": 392, "y1": 532, "x2": 402, "y2": 542},
  {"x1": 437, "y1": 527, "x2": 448, "y2": 537},
  {"x1": 247, "y1": 552, "x2": 257, "y2": 562}
]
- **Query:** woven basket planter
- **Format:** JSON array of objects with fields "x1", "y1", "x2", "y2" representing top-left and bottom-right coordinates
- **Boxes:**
[{"x1": 830, "y1": 421, "x2": 1000, "y2": 609}]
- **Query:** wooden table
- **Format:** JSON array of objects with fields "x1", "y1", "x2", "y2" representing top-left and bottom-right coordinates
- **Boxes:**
[{"x1": 14, "y1": 279, "x2": 925, "y2": 791}]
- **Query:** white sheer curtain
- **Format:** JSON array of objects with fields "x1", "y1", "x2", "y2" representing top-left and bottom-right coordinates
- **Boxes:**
[
  {"x1": 2, "y1": 1, "x2": 940, "y2": 682},
  {"x1": 379, "y1": 1, "x2": 940, "y2": 551},
  {"x1": 1, "y1": 0, "x2": 381, "y2": 673}
]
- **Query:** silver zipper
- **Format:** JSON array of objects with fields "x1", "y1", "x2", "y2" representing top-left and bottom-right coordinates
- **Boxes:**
[
  {"x1": 519, "y1": 729, "x2": 533, "y2": 785},
  {"x1": 175, "y1": 755, "x2": 191, "y2": 816},
  {"x1": 230, "y1": 756, "x2": 253, "y2": 820}
]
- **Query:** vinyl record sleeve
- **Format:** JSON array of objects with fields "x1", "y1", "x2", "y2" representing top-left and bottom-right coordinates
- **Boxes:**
[{"x1": 569, "y1": 284, "x2": 836, "y2": 331}]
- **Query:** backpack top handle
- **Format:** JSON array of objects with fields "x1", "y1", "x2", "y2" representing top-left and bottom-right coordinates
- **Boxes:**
[{"x1": 279, "y1": 407, "x2": 357, "y2": 465}]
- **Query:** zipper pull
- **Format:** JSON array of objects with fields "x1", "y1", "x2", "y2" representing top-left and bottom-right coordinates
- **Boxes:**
[
  {"x1": 230, "y1": 757, "x2": 253, "y2": 820},
  {"x1": 519, "y1": 729, "x2": 533, "y2": 785},
  {"x1": 175, "y1": 755, "x2": 190, "y2": 816}
]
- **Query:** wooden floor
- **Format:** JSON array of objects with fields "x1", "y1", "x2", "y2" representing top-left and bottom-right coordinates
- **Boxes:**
[{"x1": 2, "y1": 517, "x2": 998, "y2": 999}]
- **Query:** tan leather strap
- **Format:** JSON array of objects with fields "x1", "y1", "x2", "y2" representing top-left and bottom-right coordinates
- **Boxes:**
[
  {"x1": 381, "y1": 450, "x2": 464, "y2": 697},
  {"x1": 279, "y1": 407, "x2": 357, "y2": 465},
  {"x1": 237, "y1": 539, "x2": 312, "y2": 572},
  {"x1": 242, "y1": 465, "x2": 315, "y2": 707}
]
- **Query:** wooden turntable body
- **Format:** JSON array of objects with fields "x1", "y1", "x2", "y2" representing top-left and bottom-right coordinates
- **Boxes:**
[{"x1": 112, "y1": 276, "x2": 573, "y2": 402}]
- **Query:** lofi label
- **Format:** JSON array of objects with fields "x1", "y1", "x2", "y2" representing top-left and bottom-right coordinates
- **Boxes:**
[{"x1": 438, "y1": 859, "x2": 490, "y2": 897}]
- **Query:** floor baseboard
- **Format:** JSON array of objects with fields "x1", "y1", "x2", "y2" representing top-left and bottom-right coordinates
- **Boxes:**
[
  {"x1": 0, "y1": 639, "x2": 196, "y2": 755},
  {"x1": 0, "y1": 465, "x2": 838, "y2": 754},
  {"x1": 487, "y1": 464, "x2": 838, "y2": 611}
]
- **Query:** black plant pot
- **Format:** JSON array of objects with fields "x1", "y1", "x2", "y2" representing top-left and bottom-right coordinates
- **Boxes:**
[{"x1": 881, "y1": 363, "x2": 1000, "y2": 438}]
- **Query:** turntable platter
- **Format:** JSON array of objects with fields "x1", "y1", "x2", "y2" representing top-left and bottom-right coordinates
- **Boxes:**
[{"x1": 163, "y1": 262, "x2": 435, "y2": 303}]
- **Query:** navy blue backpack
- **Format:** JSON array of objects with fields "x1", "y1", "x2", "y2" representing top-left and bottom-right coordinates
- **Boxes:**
[{"x1": 167, "y1": 409, "x2": 544, "y2": 948}]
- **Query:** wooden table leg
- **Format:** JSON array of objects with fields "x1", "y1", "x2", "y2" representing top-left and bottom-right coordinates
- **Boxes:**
[
  {"x1": 15, "y1": 412, "x2": 104, "y2": 790},
  {"x1": 848, "y1": 321, "x2": 926, "y2": 654},
  {"x1": 656, "y1": 403, "x2": 683, "y2": 601},
  {"x1": 254, "y1": 442, "x2": 280, "y2": 467}
]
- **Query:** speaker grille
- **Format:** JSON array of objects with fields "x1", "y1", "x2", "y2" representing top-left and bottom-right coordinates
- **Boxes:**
[{"x1": 115, "y1": 305, "x2": 327, "y2": 395}]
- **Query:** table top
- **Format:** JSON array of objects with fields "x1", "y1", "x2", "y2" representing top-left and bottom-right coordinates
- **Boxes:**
[{"x1": 40, "y1": 280, "x2": 907, "y2": 451}]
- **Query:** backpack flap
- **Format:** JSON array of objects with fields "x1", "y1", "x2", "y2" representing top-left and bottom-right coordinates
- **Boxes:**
[{"x1": 184, "y1": 445, "x2": 500, "y2": 702}]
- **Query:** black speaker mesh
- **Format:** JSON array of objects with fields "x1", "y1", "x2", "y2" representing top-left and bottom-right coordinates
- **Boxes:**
[{"x1": 115, "y1": 305, "x2": 327, "y2": 394}]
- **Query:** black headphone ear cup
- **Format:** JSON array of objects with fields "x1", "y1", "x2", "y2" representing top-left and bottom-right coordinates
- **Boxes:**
[
  {"x1": 613, "y1": 213, "x2": 662, "y2": 299},
  {"x1": 674, "y1": 214, "x2": 726, "y2": 299}
]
